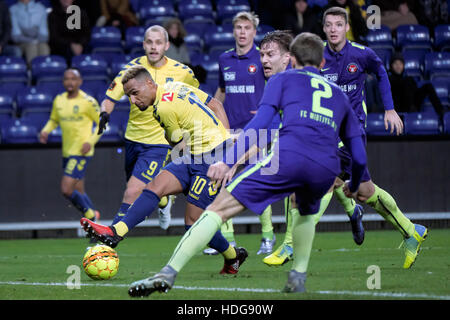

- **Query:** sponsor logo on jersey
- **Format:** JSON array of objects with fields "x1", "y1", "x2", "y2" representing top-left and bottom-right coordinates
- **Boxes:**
[
  {"x1": 161, "y1": 92, "x2": 174, "y2": 102},
  {"x1": 248, "y1": 64, "x2": 257, "y2": 74},
  {"x1": 324, "y1": 73, "x2": 338, "y2": 82},
  {"x1": 347, "y1": 63, "x2": 359, "y2": 73},
  {"x1": 224, "y1": 72, "x2": 236, "y2": 81}
]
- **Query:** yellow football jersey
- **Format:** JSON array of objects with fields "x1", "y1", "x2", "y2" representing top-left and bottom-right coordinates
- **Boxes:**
[
  {"x1": 106, "y1": 55, "x2": 200, "y2": 145},
  {"x1": 41, "y1": 90, "x2": 101, "y2": 157},
  {"x1": 152, "y1": 82, "x2": 230, "y2": 155}
]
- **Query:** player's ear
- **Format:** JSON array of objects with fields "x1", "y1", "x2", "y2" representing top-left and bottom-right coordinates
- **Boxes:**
[
  {"x1": 319, "y1": 58, "x2": 326, "y2": 70},
  {"x1": 345, "y1": 22, "x2": 350, "y2": 33},
  {"x1": 290, "y1": 56, "x2": 298, "y2": 69}
]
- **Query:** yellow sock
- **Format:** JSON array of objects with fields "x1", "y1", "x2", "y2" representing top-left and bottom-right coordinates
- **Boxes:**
[
  {"x1": 158, "y1": 196, "x2": 168, "y2": 208},
  {"x1": 113, "y1": 221, "x2": 129, "y2": 237},
  {"x1": 222, "y1": 244, "x2": 237, "y2": 260},
  {"x1": 84, "y1": 209, "x2": 95, "y2": 220}
]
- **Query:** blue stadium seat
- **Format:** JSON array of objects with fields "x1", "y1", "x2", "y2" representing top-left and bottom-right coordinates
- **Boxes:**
[
  {"x1": 431, "y1": 79, "x2": 449, "y2": 106},
  {"x1": 184, "y1": 16, "x2": 216, "y2": 39},
  {"x1": 99, "y1": 123, "x2": 123, "y2": 142},
  {"x1": 109, "y1": 54, "x2": 128, "y2": 78},
  {"x1": 139, "y1": 2, "x2": 175, "y2": 26},
  {"x1": 35, "y1": 81, "x2": 65, "y2": 98},
  {"x1": 178, "y1": 0, "x2": 214, "y2": 21},
  {"x1": 204, "y1": 24, "x2": 235, "y2": 55},
  {"x1": 402, "y1": 51, "x2": 425, "y2": 81},
  {"x1": 16, "y1": 87, "x2": 53, "y2": 116},
  {"x1": 0, "y1": 56, "x2": 28, "y2": 84},
  {"x1": 90, "y1": 27, "x2": 124, "y2": 55},
  {"x1": 0, "y1": 119, "x2": 39, "y2": 144},
  {"x1": 71, "y1": 54, "x2": 110, "y2": 82},
  {"x1": 184, "y1": 33, "x2": 204, "y2": 54},
  {"x1": 365, "y1": 113, "x2": 396, "y2": 136},
  {"x1": 444, "y1": 112, "x2": 450, "y2": 134},
  {"x1": 424, "y1": 52, "x2": 450, "y2": 80},
  {"x1": 47, "y1": 126, "x2": 62, "y2": 144},
  {"x1": 396, "y1": 24, "x2": 432, "y2": 52},
  {"x1": 199, "y1": 54, "x2": 220, "y2": 81},
  {"x1": 255, "y1": 24, "x2": 275, "y2": 45},
  {"x1": 216, "y1": 0, "x2": 251, "y2": 24},
  {"x1": 81, "y1": 81, "x2": 108, "y2": 100},
  {"x1": 366, "y1": 25, "x2": 394, "y2": 50},
  {"x1": 0, "y1": 82, "x2": 27, "y2": 99},
  {"x1": 125, "y1": 26, "x2": 146, "y2": 54},
  {"x1": 434, "y1": 24, "x2": 450, "y2": 51},
  {"x1": 20, "y1": 110, "x2": 50, "y2": 131},
  {"x1": 31, "y1": 55, "x2": 67, "y2": 84},
  {"x1": 403, "y1": 112, "x2": 441, "y2": 135},
  {"x1": 371, "y1": 47, "x2": 392, "y2": 70},
  {"x1": 0, "y1": 91, "x2": 15, "y2": 123}
]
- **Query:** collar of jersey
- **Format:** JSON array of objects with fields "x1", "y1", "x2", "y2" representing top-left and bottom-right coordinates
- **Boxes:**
[
  {"x1": 302, "y1": 66, "x2": 320, "y2": 75},
  {"x1": 144, "y1": 56, "x2": 169, "y2": 70},
  {"x1": 231, "y1": 43, "x2": 257, "y2": 58},
  {"x1": 326, "y1": 40, "x2": 349, "y2": 57}
]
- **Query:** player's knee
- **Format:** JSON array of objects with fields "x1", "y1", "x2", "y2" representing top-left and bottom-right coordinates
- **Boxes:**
[
  {"x1": 356, "y1": 182, "x2": 375, "y2": 203},
  {"x1": 123, "y1": 186, "x2": 143, "y2": 203}
]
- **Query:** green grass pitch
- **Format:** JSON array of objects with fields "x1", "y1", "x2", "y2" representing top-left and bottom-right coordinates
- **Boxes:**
[{"x1": 0, "y1": 229, "x2": 448, "y2": 300}]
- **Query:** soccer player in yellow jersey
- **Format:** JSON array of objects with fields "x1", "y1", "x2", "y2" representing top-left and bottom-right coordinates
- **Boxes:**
[
  {"x1": 98, "y1": 25, "x2": 200, "y2": 230},
  {"x1": 39, "y1": 68, "x2": 101, "y2": 223},
  {"x1": 82, "y1": 65, "x2": 248, "y2": 274}
]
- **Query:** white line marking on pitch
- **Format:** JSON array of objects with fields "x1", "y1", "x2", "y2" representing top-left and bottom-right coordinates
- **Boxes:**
[{"x1": 0, "y1": 281, "x2": 448, "y2": 300}]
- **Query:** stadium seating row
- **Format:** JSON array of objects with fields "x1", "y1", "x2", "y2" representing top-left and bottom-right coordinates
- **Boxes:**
[{"x1": 2, "y1": 111, "x2": 450, "y2": 145}]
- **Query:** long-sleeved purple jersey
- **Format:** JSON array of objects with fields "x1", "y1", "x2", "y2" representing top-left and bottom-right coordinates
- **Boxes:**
[{"x1": 321, "y1": 40, "x2": 394, "y2": 125}]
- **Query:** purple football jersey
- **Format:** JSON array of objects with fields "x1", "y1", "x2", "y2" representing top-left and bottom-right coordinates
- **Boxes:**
[
  {"x1": 218, "y1": 44, "x2": 266, "y2": 129},
  {"x1": 321, "y1": 40, "x2": 394, "y2": 126},
  {"x1": 260, "y1": 67, "x2": 362, "y2": 175}
]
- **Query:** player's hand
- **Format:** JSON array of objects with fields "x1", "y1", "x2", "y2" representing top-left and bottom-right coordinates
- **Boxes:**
[
  {"x1": 39, "y1": 131, "x2": 48, "y2": 144},
  {"x1": 343, "y1": 180, "x2": 358, "y2": 200},
  {"x1": 98, "y1": 111, "x2": 110, "y2": 135},
  {"x1": 207, "y1": 161, "x2": 231, "y2": 190},
  {"x1": 81, "y1": 142, "x2": 91, "y2": 155},
  {"x1": 384, "y1": 109, "x2": 403, "y2": 136}
]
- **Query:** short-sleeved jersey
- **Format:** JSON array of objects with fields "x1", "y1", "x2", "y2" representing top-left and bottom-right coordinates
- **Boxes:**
[
  {"x1": 42, "y1": 90, "x2": 101, "y2": 158},
  {"x1": 260, "y1": 67, "x2": 362, "y2": 175},
  {"x1": 152, "y1": 81, "x2": 230, "y2": 155},
  {"x1": 218, "y1": 44, "x2": 266, "y2": 129},
  {"x1": 106, "y1": 55, "x2": 200, "y2": 145},
  {"x1": 321, "y1": 40, "x2": 394, "y2": 126}
]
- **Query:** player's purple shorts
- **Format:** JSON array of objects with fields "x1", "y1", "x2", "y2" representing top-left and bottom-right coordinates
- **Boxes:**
[
  {"x1": 226, "y1": 150, "x2": 336, "y2": 215},
  {"x1": 338, "y1": 131, "x2": 371, "y2": 182}
]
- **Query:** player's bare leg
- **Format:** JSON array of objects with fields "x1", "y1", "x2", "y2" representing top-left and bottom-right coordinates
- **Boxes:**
[{"x1": 128, "y1": 189, "x2": 249, "y2": 297}]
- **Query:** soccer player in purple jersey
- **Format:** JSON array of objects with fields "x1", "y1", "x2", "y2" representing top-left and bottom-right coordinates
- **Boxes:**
[
  {"x1": 321, "y1": 7, "x2": 428, "y2": 269},
  {"x1": 127, "y1": 32, "x2": 368, "y2": 296},
  {"x1": 205, "y1": 11, "x2": 275, "y2": 256}
]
